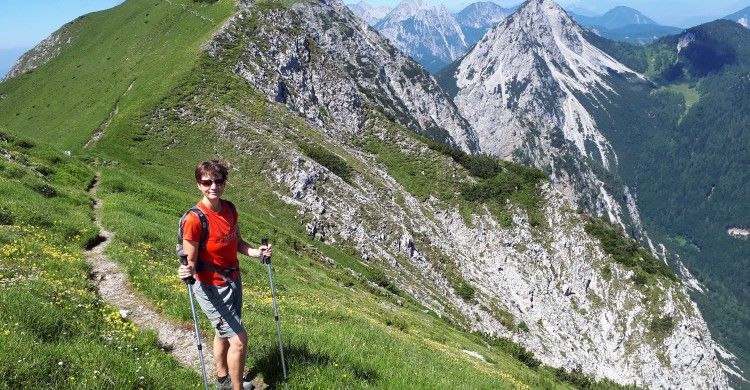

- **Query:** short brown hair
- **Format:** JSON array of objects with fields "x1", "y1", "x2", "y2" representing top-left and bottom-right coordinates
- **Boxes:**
[{"x1": 195, "y1": 160, "x2": 229, "y2": 182}]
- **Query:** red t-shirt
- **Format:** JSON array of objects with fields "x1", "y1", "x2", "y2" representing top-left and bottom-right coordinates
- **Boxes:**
[{"x1": 182, "y1": 200, "x2": 240, "y2": 285}]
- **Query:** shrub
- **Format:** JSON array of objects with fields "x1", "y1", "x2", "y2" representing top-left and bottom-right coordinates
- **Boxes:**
[
  {"x1": 485, "y1": 336, "x2": 541, "y2": 369},
  {"x1": 424, "y1": 138, "x2": 499, "y2": 179},
  {"x1": 29, "y1": 182, "x2": 57, "y2": 198},
  {"x1": 454, "y1": 281, "x2": 475, "y2": 301},
  {"x1": 552, "y1": 366, "x2": 593, "y2": 388},
  {"x1": 649, "y1": 315, "x2": 675, "y2": 340},
  {"x1": 0, "y1": 208, "x2": 14, "y2": 225},
  {"x1": 299, "y1": 143, "x2": 353, "y2": 183},
  {"x1": 384, "y1": 315, "x2": 409, "y2": 332},
  {"x1": 368, "y1": 268, "x2": 400, "y2": 295},
  {"x1": 584, "y1": 217, "x2": 677, "y2": 283}
]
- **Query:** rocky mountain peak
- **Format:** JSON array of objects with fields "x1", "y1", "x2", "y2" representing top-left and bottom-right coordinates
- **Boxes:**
[
  {"x1": 508, "y1": 0, "x2": 590, "y2": 55},
  {"x1": 380, "y1": 0, "x2": 425, "y2": 24},
  {"x1": 455, "y1": 2, "x2": 510, "y2": 29},
  {"x1": 348, "y1": 1, "x2": 392, "y2": 25},
  {"x1": 455, "y1": 0, "x2": 636, "y2": 155},
  {"x1": 594, "y1": 6, "x2": 657, "y2": 29},
  {"x1": 445, "y1": 0, "x2": 644, "y2": 227}
]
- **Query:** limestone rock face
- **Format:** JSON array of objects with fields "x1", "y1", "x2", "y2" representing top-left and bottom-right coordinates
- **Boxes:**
[
  {"x1": 375, "y1": 0, "x2": 468, "y2": 73},
  {"x1": 348, "y1": 1, "x2": 391, "y2": 25},
  {"x1": 443, "y1": 0, "x2": 647, "y2": 233},
  {"x1": 216, "y1": 0, "x2": 478, "y2": 151},
  {"x1": 268, "y1": 133, "x2": 727, "y2": 389},
  {"x1": 455, "y1": 2, "x2": 511, "y2": 44}
]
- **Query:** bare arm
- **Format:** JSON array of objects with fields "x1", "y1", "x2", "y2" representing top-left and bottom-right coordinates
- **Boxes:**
[{"x1": 238, "y1": 239, "x2": 271, "y2": 260}]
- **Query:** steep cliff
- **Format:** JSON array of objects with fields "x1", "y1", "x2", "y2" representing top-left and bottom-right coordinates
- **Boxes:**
[
  {"x1": 225, "y1": 0, "x2": 477, "y2": 151},
  {"x1": 440, "y1": 0, "x2": 650, "y2": 237}
]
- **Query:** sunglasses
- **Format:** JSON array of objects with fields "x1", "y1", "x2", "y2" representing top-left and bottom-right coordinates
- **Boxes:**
[{"x1": 198, "y1": 178, "x2": 226, "y2": 186}]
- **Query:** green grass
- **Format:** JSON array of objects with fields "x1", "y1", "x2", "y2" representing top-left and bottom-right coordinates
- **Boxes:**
[
  {"x1": 664, "y1": 83, "x2": 700, "y2": 110},
  {"x1": 359, "y1": 118, "x2": 547, "y2": 229},
  {"x1": 298, "y1": 142, "x2": 354, "y2": 183},
  {"x1": 583, "y1": 216, "x2": 678, "y2": 284},
  {"x1": 0, "y1": 128, "x2": 577, "y2": 389},
  {"x1": 659, "y1": 83, "x2": 701, "y2": 122},
  {"x1": 0, "y1": 133, "x2": 201, "y2": 389},
  {"x1": 0, "y1": 0, "x2": 234, "y2": 150}
]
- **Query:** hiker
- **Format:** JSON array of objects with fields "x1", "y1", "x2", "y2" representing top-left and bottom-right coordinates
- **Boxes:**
[{"x1": 177, "y1": 160, "x2": 272, "y2": 390}]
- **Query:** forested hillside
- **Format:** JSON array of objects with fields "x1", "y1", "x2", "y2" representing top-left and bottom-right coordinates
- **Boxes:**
[{"x1": 588, "y1": 20, "x2": 750, "y2": 387}]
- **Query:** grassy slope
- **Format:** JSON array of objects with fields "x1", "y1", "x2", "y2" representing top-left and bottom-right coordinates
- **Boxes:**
[
  {"x1": 0, "y1": 0, "x2": 640, "y2": 388},
  {"x1": 0, "y1": 131, "x2": 201, "y2": 389},
  {"x1": 0, "y1": 0, "x2": 234, "y2": 151}
]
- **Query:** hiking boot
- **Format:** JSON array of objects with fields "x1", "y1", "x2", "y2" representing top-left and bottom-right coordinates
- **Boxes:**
[
  {"x1": 242, "y1": 373, "x2": 255, "y2": 390},
  {"x1": 215, "y1": 375, "x2": 232, "y2": 390}
]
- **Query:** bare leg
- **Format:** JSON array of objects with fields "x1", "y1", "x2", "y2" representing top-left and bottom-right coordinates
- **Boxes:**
[
  {"x1": 214, "y1": 333, "x2": 230, "y2": 377},
  {"x1": 227, "y1": 331, "x2": 248, "y2": 390}
]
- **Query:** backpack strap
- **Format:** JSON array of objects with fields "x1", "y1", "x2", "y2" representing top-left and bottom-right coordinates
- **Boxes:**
[
  {"x1": 190, "y1": 206, "x2": 209, "y2": 251},
  {"x1": 195, "y1": 263, "x2": 239, "y2": 285},
  {"x1": 177, "y1": 206, "x2": 209, "y2": 257},
  {"x1": 224, "y1": 200, "x2": 237, "y2": 226}
]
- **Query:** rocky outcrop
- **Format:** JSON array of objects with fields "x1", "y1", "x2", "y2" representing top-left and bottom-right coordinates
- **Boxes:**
[
  {"x1": 214, "y1": 0, "x2": 478, "y2": 151},
  {"x1": 263, "y1": 124, "x2": 727, "y2": 388},
  {"x1": 3, "y1": 22, "x2": 78, "y2": 81},
  {"x1": 442, "y1": 0, "x2": 649, "y2": 236}
]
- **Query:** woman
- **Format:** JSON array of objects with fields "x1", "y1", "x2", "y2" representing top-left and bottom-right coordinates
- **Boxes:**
[{"x1": 177, "y1": 160, "x2": 271, "y2": 390}]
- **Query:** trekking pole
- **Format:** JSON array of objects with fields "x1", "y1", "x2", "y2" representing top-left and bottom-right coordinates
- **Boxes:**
[
  {"x1": 181, "y1": 256, "x2": 210, "y2": 390},
  {"x1": 261, "y1": 238, "x2": 288, "y2": 389}
]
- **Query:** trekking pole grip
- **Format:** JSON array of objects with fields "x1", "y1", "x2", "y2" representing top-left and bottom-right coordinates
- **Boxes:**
[
  {"x1": 180, "y1": 255, "x2": 196, "y2": 285},
  {"x1": 260, "y1": 237, "x2": 270, "y2": 264}
]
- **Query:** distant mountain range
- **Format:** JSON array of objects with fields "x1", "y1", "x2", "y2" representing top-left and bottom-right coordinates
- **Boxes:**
[
  {"x1": 571, "y1": 5, "x2": 657, "y2": 29},
  {"x1": 568, "y1": 6, "x2": 683, "y2": 45},
  {"x1": 724, "y1": 6, "x2": 750, "y2": 28},
  {"x1": 347, "y1": 0, "x2": 684, "y2": 72},
  {"x1": 347, "y1": 0, "x2": 750, "y2": 76},
  {"x1": 354, "y1": 0, "x2": 513, "y2": 73}
]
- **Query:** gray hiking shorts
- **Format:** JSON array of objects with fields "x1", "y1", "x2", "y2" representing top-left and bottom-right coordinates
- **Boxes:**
[{"x1": 194, "y1": 277, "x2": 245, "y2": 338}]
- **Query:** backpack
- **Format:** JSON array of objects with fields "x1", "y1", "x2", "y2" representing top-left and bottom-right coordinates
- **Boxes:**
[
  {"x1": 177, "y1": 201, "x2": 237, "y2": 283},
  {"x1": 177, "y1": 206, "x2": 209, "y2": 260}
]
